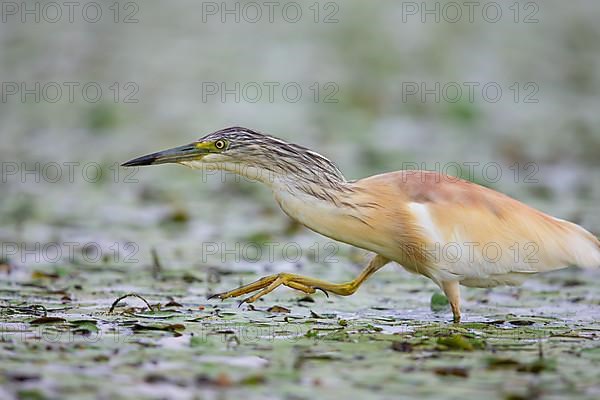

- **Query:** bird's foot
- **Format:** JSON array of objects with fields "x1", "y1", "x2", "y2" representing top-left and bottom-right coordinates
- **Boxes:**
[{"x1": 207, "y1": 272, "x2": 330, "y2": 304}]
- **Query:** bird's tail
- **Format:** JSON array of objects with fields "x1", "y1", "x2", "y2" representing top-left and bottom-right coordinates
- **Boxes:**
[{"x1": 557, "y1": 219, "x2": 600, "y2": 268}]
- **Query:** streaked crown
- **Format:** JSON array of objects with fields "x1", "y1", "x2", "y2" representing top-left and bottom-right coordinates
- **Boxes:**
[{"x1": 198, "y1": 127, "x2": 346, "y2": 185}]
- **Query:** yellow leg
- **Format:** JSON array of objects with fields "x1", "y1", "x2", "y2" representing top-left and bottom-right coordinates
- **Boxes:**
[
  {"x1": 209, "y1": 255, "x2": 390, "y2": 305},
  {"x1": 441, "y1": 281, "x2": 461, "y2": 323}
]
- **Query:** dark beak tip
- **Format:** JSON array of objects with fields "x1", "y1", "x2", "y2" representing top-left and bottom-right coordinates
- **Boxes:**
[
  {"x1": 121, "y1": 154, "x2": 157, "y2": 167},
  {"x1": 122, "y1": 143, "x2": 198, "y2": 167},
  {"x1": 121, "y1": 160, "x2": 139, "y2": 167}
]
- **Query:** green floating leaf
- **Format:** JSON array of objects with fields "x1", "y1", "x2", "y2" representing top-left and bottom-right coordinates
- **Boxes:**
[
  {"x1": 430, "y1": 292, "x2": 449, "y2": 311},
  {"x1": 31, "y1": 271, "x2": 60, "y2": 280},
  {"x1": 437, "y1": 334, "x2": 485, "y2": 351},
  {"x1": 240, "y1": 374, "x2": 267, "y2": 385},
  {"x1": 70, "y1": 319, "x2": 99, "y2": 334},
  {"x1": 305, "y1": 329, "x2": 319, "y2": 339}
]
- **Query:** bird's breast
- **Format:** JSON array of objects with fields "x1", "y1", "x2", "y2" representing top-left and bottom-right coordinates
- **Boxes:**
[{"x1": 272, "y1": 187, "x2": 387, "y2": 252}]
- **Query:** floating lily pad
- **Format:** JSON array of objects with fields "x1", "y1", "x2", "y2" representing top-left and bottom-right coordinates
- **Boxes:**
[{"x1": 430, "y1": 292, "x2": 450, "y2": 311}]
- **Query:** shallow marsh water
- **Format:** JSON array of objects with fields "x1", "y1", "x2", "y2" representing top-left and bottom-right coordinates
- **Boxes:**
[{"x1": 1, "y1": 216, "x2": 599, "y2": 399}]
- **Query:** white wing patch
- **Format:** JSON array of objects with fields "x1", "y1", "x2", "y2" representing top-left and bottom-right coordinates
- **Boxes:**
[{"x1": 408, "y1": 203, "x2": 443, "y2": 243}]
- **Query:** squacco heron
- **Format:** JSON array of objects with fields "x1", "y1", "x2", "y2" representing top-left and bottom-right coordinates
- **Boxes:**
[{"x1": 123, "y1": 127, "x2": 600, "y2": 322}]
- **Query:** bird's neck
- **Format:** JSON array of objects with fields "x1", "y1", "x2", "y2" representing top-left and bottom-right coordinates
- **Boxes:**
[
  {"x1": 213, "y1": 160, "x2": 381, "y2": 250},
  {"x1": 271, "y1": 177, "x2": 377, "y2": 246}
]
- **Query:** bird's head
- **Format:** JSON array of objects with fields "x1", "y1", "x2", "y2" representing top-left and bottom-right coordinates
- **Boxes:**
[
  {"x1": 121, "y1": 126, "x2": 256, "y2": 168},
  {"x1": 122, "y1": 126, "x2": 346, "y2": 185}
]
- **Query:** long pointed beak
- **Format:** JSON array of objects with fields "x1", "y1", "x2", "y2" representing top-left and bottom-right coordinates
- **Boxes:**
[{"x1": 121, "y1": 143, "x2": 206, "y2": 167}]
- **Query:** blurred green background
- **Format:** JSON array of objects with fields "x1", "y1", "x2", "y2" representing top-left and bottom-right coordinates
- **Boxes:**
[
  {"x1": 1, "y1": 0, "x2": 599, "y2": 247},
  {"x1": 1, "y1": 1, "x2": 599, "y2": 399}
]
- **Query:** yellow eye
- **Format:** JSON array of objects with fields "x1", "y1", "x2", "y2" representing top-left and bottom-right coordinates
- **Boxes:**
[{"x1": 214, "y1": 139, "x2": 226, "y2": 150}]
